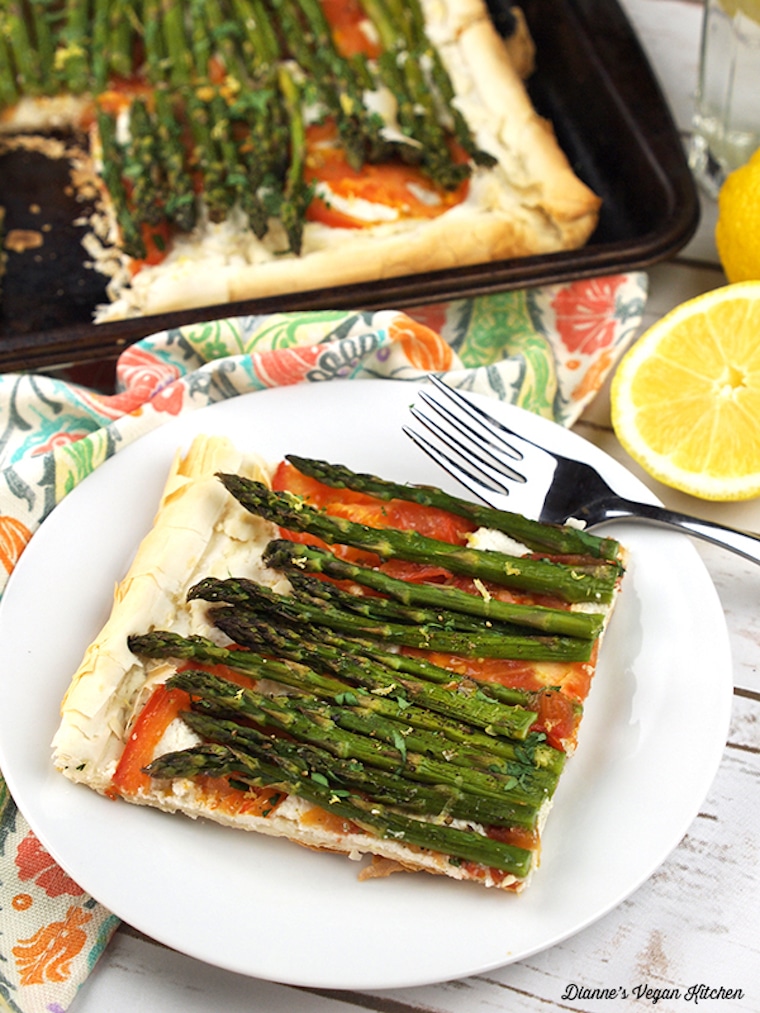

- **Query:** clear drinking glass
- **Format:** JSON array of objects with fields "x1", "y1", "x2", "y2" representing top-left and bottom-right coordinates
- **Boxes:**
[{"x1": 688, "y1": 0, "x2": 760, "y2": 197}]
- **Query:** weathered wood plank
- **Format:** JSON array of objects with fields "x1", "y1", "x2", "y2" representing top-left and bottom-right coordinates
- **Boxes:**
[{"x1": 698, "y1": 544, "x2": 760, "y2": 696}]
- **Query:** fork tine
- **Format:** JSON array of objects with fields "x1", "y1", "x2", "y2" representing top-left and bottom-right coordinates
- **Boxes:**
[
  {"x1": 417, "y1": 389, "x2": 524, "y2": 466},
  {"x1": 406, "y1": 377, "x2": 563, "y2": 519},
  {"x1": 419, "y1": 378, "x2": 530, "y2": 463},
  {"x1": 427, "y1": 375, "x2": 537, "y2": 457},
  {"x1": 410, "y1": 402, "x2": 526, "y2": 484},
  {"x1": 406, "y1": 409, "x2": 514, "y2": 495},
  {"x1": 425, "y1": 376, "x2": 565, "y2": 475},
  {"x1": 402, "y1": 424, "x2": 515, "y2": 507}
]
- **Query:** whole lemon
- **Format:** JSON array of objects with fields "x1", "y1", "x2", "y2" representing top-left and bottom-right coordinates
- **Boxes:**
[
  {"x1": 721, "y1": 0, "x2": 760, "y2": 20},
  {"x1": 715, "y1": 148, "x2": 760, "y2": 282}
]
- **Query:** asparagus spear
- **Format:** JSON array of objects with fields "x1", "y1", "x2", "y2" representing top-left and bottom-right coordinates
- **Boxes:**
[
  {"x1": 233, "y1": 617, "x2": 577, "y2": 774},
  {"x1": 166, "y1": 668, "x2": 543, "y2": 817},
  {"x1": 264, "y1": 539, "x2": 603, "y2": 639},
  {"x1": 230, "y1": 0, "x2": 269, "y2": 69},
  {"x1": 145, "y1": 741, "x2": 535, "y2": 875},
  {"x1": 229, "y1": 80, "x2": 282, "y2": 238},
  {"x1": 129, "y1": 620, "x2": 540, "y2": 711},
  {"x1": 228, "y1": 0, "x2": 288, "y2": 235},
  {"x1": 0, "y1": 24, "x2": 19, "y2": 106},
  {"x1": 182, "y1": 94, "x2": 227, "y2": 222},
  {"x1": 26, "y1": 0, "x2": 59, "y2": 93},
  {"x1": 95, "y1": 108, "x2": 147, "y2": 259},
  {"x1": 206, "y1": 614, "x2": 564, "y2": 785},
  {"x1": 357, "y1": 0, "x2": 468, "y2": 188},
  {"x1": 293, "y1": 0, "x2": 389, "y2": 166},
  {"x1": 210, "y1": 91, "x2": 252, "y2": 219},
  {"x1": 91, "y1": 0, "x2": 113, "y2": 91},
  {"x1": 142, "y1": 0, "x2": 167, "y2": 84},
  {"x1": 178, "y1": 710, "x2": 541, "y2": 830},
  {"x1": 294, "y1": 625, "x2": 581, "y2": 768},
  {"x1": 190, "y1": 574, "x2": 594, "y2": 661},
  {"x1": 283, "y1": 455, "x2": 622, "y2": 561},
  {"x1": 124, "y1": 96, "x2": 166, "y2": 227},
  {"x1": 208, "y1": 614, "x2": 553, "y2": 759},
  {"x1": 397, "y1": 50, "x2": 469, "y2": 190},
  {"x1": 203, "y1": 0, "x2": 248, "y2": 78},
  {"x1": 373, "y1": 46, "x2": 465, "y2": 186},
  {"x1": 180, "y1": 0, "x2": 238, "y2": 223},
  {"x1": 108, "y1": 0, "x2": 137, "y2": 80},
  {"x1": 4, "y1": 2, "x2": 42, "y2": 94},
  {"x1": 161, "y1": 0, "x2": 193, "y2": 86},
  {"x1": 378, "y1": 0, "x2": 487, "y2": 177},
  {"x1": 372, "y1": 50, "x2": 424, "y2": 167},
  {"x1": 273, "y1": 0, "x2": 363, "y2": 165},
  {"x1": 276, "y1": 62, "x2": 314, "y2": 254},
  {"x1": 399, "y1": 0, "x2": 496, "y2": 167},
  {"x1": 137, "y1": 3, "x2": 198, "y2": 234},
  {"x1": 127, "y1": 629, "x2": 541, "y2": 746},
  {"x1": 191, "y1": 684, "x2": 552, "y2": 808},
  {"x1": 128, "y1": 625, "x2": 569, "y2": 770},
  {"x1": 231, "y1": 0, "x2": 283, "y2": 72},
  {"x1": 282, "y1": 568, "x2": 529, "y2": 634},
  {"x1": 56, "y1": 0, "x2": 91, "y2": 94},
  {"x1": 192, "y1": 0, "x2": 260, "y2": 223},
  {"x1": 129, "y1": 628, "x2": 344, "y2": 688},
  {"x1": 153, "y1": 88, "x2": 198, "y2": 231},
  {"x1": 279, "y1": 622, "x2": 568, "y2": 759},
  {"x1": 216, "y1": 474, "x2": 621, "y2": 604}
]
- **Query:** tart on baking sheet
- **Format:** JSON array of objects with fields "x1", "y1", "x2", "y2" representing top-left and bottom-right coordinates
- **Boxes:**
[
  {"x1": 52, "y1": 434, "x2": 625, "y2": 892},
  {"x1": 0, "y1": 0, "x2": 600, "y2": 322}
]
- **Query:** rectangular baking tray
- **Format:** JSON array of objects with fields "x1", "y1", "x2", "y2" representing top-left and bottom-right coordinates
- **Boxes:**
[{"x1": 0, "y1": 0, "x2": 699, "y2": 375}]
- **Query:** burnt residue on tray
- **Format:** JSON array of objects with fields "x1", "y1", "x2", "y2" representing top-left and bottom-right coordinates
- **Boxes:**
[{"x1": 0, "y1": 136, "x2": 111, "y2": 336}]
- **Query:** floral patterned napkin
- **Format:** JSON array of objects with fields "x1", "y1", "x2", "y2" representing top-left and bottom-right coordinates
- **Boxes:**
[{"x1": 0, "y1": 272, "x2": 646, "y2": 1012}]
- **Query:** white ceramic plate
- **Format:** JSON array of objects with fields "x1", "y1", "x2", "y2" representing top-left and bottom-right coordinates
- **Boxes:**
[{"x1": 0, "y1": 380, "x2": 732, "y2": 990}]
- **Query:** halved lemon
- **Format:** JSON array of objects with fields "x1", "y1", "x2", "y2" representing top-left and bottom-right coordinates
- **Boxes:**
[{"x1": 611, "y1": 282, "x2": 760, "y2": 501}]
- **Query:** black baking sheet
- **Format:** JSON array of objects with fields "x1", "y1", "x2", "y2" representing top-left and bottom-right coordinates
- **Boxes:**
[{"x1": 0, "y1": 0, "x2": 699, "y2": 373}]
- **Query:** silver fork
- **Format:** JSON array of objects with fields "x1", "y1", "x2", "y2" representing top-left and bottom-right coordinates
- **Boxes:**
[{"x1": 404, "y1": 375, "x2": 760, "y2": 565}]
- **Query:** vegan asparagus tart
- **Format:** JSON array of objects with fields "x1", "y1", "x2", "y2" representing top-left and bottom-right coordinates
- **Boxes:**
[
  {"x1": 52, "y1": 434, "x2": 626, "y2": 892},
  {"x1": 0, "y1": 0, "x2": 599, "y2": 322}
]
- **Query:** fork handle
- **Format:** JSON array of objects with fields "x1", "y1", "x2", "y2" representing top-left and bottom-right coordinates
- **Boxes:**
[{"x1": 596, "y1": 499, "x2": 760, "y2": 565}]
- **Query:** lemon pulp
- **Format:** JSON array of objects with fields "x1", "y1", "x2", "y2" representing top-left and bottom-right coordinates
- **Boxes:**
[{"x1": 611, "y1": 283, "x2": 760, "y2": 500}]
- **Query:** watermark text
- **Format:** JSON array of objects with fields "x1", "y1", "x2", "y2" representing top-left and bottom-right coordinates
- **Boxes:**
[{"x1": 561, "y1": 982, "x2": 745, "y2": 1004}]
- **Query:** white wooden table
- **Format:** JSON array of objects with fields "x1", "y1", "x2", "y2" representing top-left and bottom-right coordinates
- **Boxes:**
[{"x1": 70, "y1": 2, "x2": 760, "y2": 1009}]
